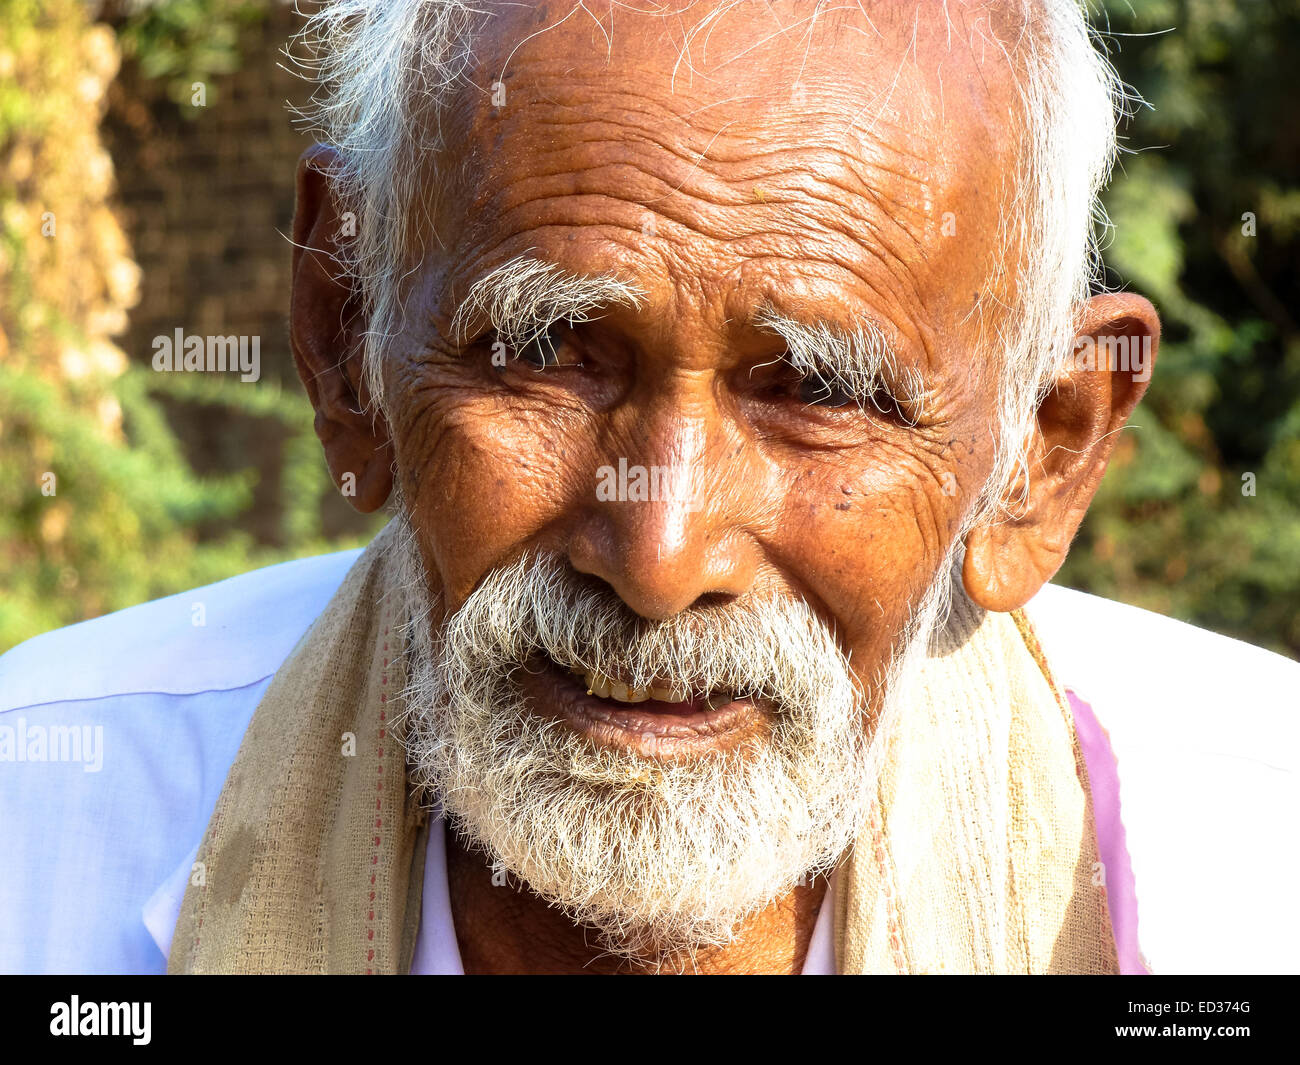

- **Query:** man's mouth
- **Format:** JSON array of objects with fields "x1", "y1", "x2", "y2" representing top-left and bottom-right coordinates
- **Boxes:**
[
  {"x1": 567, "y1": 666, "x2": 733, "y2": 712},
  {"x1": 517, "y1": 656, "x2": 771, "y2": 757}
]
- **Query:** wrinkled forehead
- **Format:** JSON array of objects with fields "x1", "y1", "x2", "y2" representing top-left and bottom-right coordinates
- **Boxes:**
[
  {"x1": 461, "y1": 2, "x2": 1024, "y2": 129},
  {"x1": 428, "y1": 0, "x2": 1029, "y2": 319},
  {"x1": 445, "y1": 3, "x2": 1027, "y2": 178}
]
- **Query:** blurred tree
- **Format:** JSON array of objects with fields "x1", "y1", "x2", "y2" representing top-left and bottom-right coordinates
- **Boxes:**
[
  {"x1": 107, "y1": 0, "x2": 267, "y2": 109},
  {"x1": 0, "y1": 0, "x2": 375, "y2": 653},
  {"x1": 1058, "y1": 0, "x2": 1300, "y2": 657}
]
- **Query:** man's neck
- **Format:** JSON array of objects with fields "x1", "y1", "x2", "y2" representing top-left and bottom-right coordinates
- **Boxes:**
[{"x1": 444, "y1": 823, "x2": 829, "y2": 974}]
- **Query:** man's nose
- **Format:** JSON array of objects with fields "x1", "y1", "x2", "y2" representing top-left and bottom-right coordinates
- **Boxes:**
[{"x1": 567, "y1": 409, "x2": 761, "y2": 621}]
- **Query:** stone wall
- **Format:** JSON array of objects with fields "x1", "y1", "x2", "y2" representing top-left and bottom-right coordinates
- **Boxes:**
[
  {"x1": 105, "y1": 1, "x2": 310, "y2": 385},
  {"x1": 102, "y1": 1, "x2": 367, "y2": 544}
]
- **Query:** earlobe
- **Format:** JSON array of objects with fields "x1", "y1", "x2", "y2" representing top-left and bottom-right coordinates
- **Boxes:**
[
  {"x1": 962, "y1": 523, "x2": 1051, "y2": 613},
  {"x1": 290, "y1": 144, "x2": 393, "y2": 514},
  {"x1": 962, "y1": 292, "x2": 1161, "y2": 611}
]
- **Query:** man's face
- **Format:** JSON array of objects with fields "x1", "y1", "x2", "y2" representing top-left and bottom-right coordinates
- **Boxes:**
[
  {"x1": 388, "y1": 0, "x2": 1019, "y2": 713},
  {"x1": 368, "y1": 1, "x2": 1026, "y2": 955},
  {"x1": 286, "y1": 0, "x2": 1161, "y2": 962}
]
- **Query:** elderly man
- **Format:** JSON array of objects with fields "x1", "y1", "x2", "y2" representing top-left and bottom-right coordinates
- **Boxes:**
[{"x1": 1, "y1": 0, "x2": 1296, "y2": 975}]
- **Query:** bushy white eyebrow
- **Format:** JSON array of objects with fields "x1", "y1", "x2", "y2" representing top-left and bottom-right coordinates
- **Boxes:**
[
  {"x1": 752, "y1": 303, "x2": 926, "y2": 418},
  {"x1": 450, "y1": 259, "x2": 926, "y2": 415},
  {"x1": 449, "y1": 256, "x2": 647, "y2": 355}
]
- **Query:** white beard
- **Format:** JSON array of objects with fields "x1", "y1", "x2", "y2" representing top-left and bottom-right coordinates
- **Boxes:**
[{"x1": 391, "y1": 511, "x2": 958, "y2": 964}]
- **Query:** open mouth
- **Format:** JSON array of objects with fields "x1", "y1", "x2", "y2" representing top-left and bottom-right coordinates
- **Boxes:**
[
  {"x1": 568, "y1": 665, "x2": 732, "y2": 711},
  {"x1": 516, "y1": 656, "x2": 772, "y2": 757}
]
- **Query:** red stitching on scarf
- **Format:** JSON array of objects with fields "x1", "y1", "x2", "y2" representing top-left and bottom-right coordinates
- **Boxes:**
[
  {"x1": 870, "y1": 801, "x2": 907, "y2": 972},
  {"x1": 365, "y1": 621, "x2": 391, "y2": 974}
]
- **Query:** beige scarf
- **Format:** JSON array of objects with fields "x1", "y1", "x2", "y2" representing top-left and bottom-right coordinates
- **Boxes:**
[{"x1": 169, "y1": 522, "x2": 1117, "y2": 974}]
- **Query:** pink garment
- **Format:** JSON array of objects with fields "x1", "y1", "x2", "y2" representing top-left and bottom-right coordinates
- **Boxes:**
[{"x1": 1068, "y1": 688, "x2": 1147, "y2": 974}]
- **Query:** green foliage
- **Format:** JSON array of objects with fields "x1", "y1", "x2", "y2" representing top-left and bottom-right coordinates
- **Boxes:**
[
  {"x1": 1058, "y1": 0, "x2": 1300, "y2": 656},
  {"x1": 0, "y1": 364, "x2": 244, "y2": 646},
  {"x1": 117, "y1": 0, "x2": 267, "y2": 109},
  {"x1": 0, "y1": 0, "x2": 380, "y2": 654},
  {"x1": 0, "y1": 352, "x2": 380, "y2": 651}
]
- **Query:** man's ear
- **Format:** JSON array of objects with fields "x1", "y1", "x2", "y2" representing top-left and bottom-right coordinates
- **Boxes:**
[
  {"x1": 290, "y1": 143, "x2": 393, "y2": 513},
  {"x1": 962, "y1": 293, "x2": 1161, "y2": 611}
]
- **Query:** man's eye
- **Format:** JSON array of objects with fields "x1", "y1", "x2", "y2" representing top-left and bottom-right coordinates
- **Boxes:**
[
  {"x1": 796, "y1": 372, "x2": 856, "y2": 408},
  {"x1": 792, "y1": 370, "x2": 910, "y2": 421},
  {"x1": 517, "y1": 328, "x2": 572, "y2": 369}
]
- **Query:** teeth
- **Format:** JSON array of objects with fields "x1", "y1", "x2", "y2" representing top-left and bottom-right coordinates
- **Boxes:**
[{"x1": 576, "y1": 668, "x2": 686, "y2": 705}]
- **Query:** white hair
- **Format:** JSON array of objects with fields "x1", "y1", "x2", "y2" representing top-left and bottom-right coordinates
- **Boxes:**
[
  {"x1": 981, "y1": 0, "x2": 1131, "y2": 521},
  {"x1": 290, "y1": 0, "x2": 1130, "y2": 519}
]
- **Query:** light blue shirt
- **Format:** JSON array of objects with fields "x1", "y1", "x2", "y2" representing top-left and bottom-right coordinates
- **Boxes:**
[
  {"x1": 0, "y1": 550, "x2": 357, "y2": 973},
  {"x1": 2, "y1": 549, "x2": 1296, "y2": 973}
]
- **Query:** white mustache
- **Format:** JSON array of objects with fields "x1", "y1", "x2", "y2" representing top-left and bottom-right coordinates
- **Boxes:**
[{"x1": 439, "y1": 551, "x2": 866, "y2": 721}]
